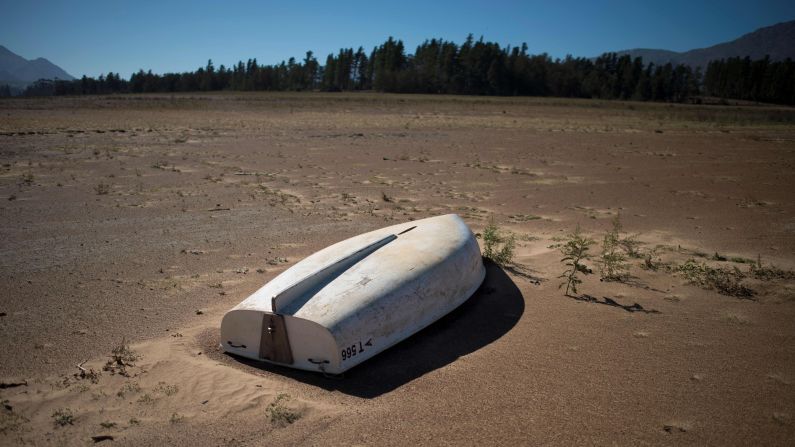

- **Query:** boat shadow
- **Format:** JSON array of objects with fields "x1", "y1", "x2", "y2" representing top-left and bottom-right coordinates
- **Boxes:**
[{"x1": 225, "y1": 260, "x2": 524, "y2": 398}]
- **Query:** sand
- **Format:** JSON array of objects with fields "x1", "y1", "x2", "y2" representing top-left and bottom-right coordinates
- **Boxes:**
[{"x1": 1, "y1": 92, "x2": 794, "y2": 445}]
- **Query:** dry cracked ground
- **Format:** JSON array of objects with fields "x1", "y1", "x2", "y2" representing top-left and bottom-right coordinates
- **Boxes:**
[{"x1": 1, "y1": 92, "x2": 794, "y2": 445}]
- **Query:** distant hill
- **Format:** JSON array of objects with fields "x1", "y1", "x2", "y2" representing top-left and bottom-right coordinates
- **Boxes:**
[
  {"x1": 606, "y1": 20, "x2": 795, "y2": 68},
  {"x1": 0, "y1": 45, "x2": 74, "y2": 88}
]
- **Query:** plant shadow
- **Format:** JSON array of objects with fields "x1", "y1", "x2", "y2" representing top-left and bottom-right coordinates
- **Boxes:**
[
  {"x1": 572, "y1": 294, "x2": 661, "y2": 313},
  {"x1": 212, "y1": 260, "x2": 524, "y2": 399}
]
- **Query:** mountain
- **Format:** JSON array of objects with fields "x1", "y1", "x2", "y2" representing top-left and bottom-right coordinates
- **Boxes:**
[
  {"x1": 14, "y1": 57, "x2": 74, "y2": 82},
  {"x1": 0, "y1": 69, "x2": 22, "y2": 83},
  {"x1": 0, "y1": 45, "x2": 74, "y2": 85},
  {"x1": 606, "y1": 20, "x2": 795, "y2": 68}
]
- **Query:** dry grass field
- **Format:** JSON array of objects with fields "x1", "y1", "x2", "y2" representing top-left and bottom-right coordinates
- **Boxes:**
[{"x1": 1, "y1": 92, "x2": 794, "y2": 445}]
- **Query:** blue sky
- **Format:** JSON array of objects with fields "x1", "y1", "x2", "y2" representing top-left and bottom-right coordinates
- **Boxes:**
[{"x1": 1, "y1": 0, "x2": 793, "y2": 78}]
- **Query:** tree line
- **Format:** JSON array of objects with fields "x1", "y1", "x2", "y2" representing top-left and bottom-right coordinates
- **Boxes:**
[
  {"x1": 12, "y1": 35, "x2": 795, "y2": 105},
  {"x1": 702, "y1": 56, "x2": 795, "y2": 105}
]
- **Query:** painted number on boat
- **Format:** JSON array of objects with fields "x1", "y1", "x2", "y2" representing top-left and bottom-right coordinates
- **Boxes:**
[{"x1": 341, "y1": 338, "x2": 373, "y2": 361}]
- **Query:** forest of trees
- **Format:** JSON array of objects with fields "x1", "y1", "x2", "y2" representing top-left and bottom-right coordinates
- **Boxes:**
[
  {"x1": 702, "y1": 56, "x2": 795, "y2": 105},
  {"x1": 11, "y1": 35, "x2": 795, "y2": 105}
]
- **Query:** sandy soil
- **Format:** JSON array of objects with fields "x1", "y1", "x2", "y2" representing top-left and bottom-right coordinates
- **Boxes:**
[{"x1": 1, "y1": 92, "x2": 794, "y2": 445}]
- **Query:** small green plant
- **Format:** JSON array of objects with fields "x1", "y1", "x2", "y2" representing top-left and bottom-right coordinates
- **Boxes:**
[
  {"x1": 100, "y1": 421, "x2": 117, "y2": 429},
  {"x1": 52, "y1": 408, "x2": 75, "y2": 427},
  {"x1": 128, "y1": 417, "x2": 140, "y2": 426},
  {"x1": 267, "y1": 394, "x2": 302, "y2": 427},
  {"x1": 608, "y1": 213, "x2": 643, "y2": 258},
  {"x1": 558, "y1": 225, "x2": 595, "y2": 296},
  {"x1": 482, "y1": 218, "x2": 516, "y2": 266},
  {"x1": 598, "y1": 215, "x2": 629, "y2": 281}
]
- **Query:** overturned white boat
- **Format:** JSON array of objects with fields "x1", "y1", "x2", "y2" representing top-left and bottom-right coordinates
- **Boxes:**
[{"x1": 221, "y1": 214, "x2": 485, "y2": 374}]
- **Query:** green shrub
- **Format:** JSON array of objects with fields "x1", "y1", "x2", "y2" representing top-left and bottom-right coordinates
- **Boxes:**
[
  {"x1": 598, "y1": 215, "x2": 629, "y2": 281},
  {"x1": 169, "y1": 413, "x2": 184, "y2": 424},
  {"x1": 104, "y1": 338, "x2": 140, "y2": 377},
  {"x1": 558, "y1": 225, "x2": 595, "y2": 296},
  {"x1": 750, "y1": 256, "x2": 795, "y2": 281},
  {"x1": 52, "y1": 408, "x2": 75, "y2": 427},
  {"x1": 94, "y1": 182, "x2": 110, "y2": 195},
  {"x1": 267, "y1": 394, "x2": 302, "y2": 426},
  {"x1": 672, "y1": 259, "x2": 754, "y2": 298},
  {"x1": 482, "y1": 218, "x2": 516, "y2": 266}
]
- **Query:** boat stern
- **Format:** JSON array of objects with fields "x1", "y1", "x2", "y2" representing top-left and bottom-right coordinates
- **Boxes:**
[{"x1": 220, "y1": 309, "x2": 342, "y2": 373}]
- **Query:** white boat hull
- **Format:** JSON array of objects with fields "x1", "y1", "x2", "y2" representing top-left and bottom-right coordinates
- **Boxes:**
[{"x1": 221, "y1": 214, "x2": 485, "y2": 374}]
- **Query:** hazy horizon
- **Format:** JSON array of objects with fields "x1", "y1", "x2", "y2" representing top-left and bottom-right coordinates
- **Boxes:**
[{"x1": 2, "y1": 0, "x2": 794, "y2": 78}]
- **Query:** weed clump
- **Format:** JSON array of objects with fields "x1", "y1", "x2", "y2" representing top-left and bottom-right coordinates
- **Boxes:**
[
  {"x1": 558, "y1": 225, "x2": 595, "y2": 296},
  {"x1": 482, "y1": 218, "x2": 516, "y2": 266},
  {"x1": 52, "y1": 408, "x2": 75, "y2": 427},
  {"x1": 267, "y1": 394, "x2": 302, "y2": 427},
  {"x1": 169, "y1": 413, "x2": 184, "y2": 424},
  {"x1": 598, "y1": 215, "x2": 629, "y2": 281},
  {"x1": 116, "y1": 381, "x2": 141, "y2": 398},
  {"x1": 712, "y1": 252, "x2": 728, "y2": 261},
  {"x1": 641, "y1": 246, "x2": 663, "y2": 271},
  {"x1": 21, "y1": 173, "x2": 34, "y2": 186},
  {"x1": 671, "y1": 259, "x2": 754, "y2": 298},
  {"x1": 154, "y1": 382, "x2": 178, "y2": 396},
  {"x1": 750, "y1": 256, "x2": 795, "y2": 281},
  {"x1": 619, "y1": 235, "x2": 643, "y2": 258},
  {"x1": 137, "y1": 393, "x2": 155, "y2": 404},
  {"x1": 94, "y1": 182, "x2": 110, "y2": 195},
  {"x1": 612, "y1": 215, "x2": 642, "y2": 258},
  {"x1": 103, "y1": 338, "x2": 140, "y2": 377}
]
